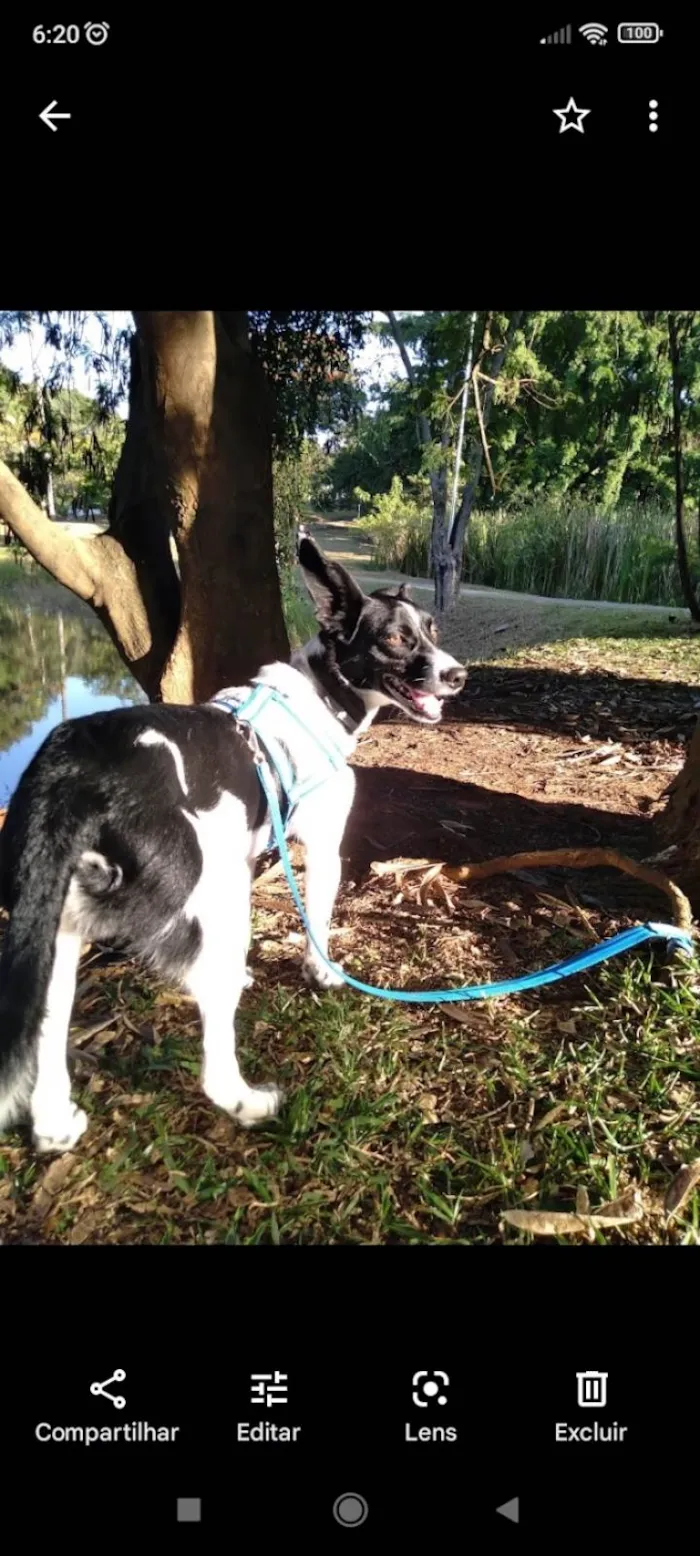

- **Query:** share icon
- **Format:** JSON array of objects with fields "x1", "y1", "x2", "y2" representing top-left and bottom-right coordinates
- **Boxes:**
[{"x1": 90, "y1": 1369, "x2": 126, "y2": 1409}]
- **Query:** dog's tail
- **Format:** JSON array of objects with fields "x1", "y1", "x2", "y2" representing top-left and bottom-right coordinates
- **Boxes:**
[{"x1": 0, "y1": 785, "x2": 93, "y2": 1133}]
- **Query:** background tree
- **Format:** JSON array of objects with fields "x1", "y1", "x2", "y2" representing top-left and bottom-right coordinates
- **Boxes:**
[
  {"x1": 325, "y1": 311, "x2": 700, "y2": 514},
  {"x1": 0, "y1": 361, "x2": 125, "y2": 523},
  {"x1": 666, "y1": 310, "x2": 700, "y2": 622},
  {"x1": 0, "y1": 310, "x2": 368, "y2": 702},
  {"x1": 383, "y1": 309, "x2": 525, "y2": 610}
]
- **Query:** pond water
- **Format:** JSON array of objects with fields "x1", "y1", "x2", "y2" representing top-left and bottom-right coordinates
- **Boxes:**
[{"x1": 0, "y1": 581, "x2": 146, "y2": 806}]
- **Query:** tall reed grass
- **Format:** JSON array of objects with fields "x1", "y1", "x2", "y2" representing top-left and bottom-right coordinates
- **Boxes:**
[{"x1": 357, "y1": 482, "x2": 693, "y2": 607}]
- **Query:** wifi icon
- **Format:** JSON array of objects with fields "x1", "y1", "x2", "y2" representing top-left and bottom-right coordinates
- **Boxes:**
[{"x1": 579, "y1": 22, "x2": 608, "y2": 44}]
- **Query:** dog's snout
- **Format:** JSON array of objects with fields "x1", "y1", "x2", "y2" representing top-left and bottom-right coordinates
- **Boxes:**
[{"x1": 441, "y1": 663, "x2": 466, "y2": 691}]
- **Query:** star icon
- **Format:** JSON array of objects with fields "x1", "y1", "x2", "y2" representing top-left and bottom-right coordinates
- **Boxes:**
[{"x1": 553, "y1": 97, "x2": 591, "y2": 134}]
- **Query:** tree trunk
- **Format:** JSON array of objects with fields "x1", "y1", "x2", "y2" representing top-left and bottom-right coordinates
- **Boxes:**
[
  {"x1": 659, "y1": 717, "x2": 700, "y2": 897},
  {"x1": 385, "y1": 310, "x2": 459, "y2": 608},
  {"x1": 0, "y1": 311, "x2": 289, "y2": 703},
  {"x1": 668, "y1": 312, "x2": 700, "y2": 623},
  {"x1": 444, "y1": 309, "x2": 525, "y2": 612},
  {"x1": 144, "y1": 310, "x2": 289, "y2": 703}
]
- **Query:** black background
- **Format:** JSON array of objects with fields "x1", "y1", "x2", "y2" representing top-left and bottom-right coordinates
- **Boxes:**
[
  {"x1": 2, "y1": 11, "x2": 698, "y2": 1546},
  {"x1": 3, "y1": 17, "x2": 690, "y2": 163},
  {"x1": 6, "y1": 1252, "x2": 693, "y2": 1540}
]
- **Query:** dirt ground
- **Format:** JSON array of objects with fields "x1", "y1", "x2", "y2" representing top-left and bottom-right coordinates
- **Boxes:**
[{"x1": 257, "y1": 625, "x2": 700, "y2": 989}]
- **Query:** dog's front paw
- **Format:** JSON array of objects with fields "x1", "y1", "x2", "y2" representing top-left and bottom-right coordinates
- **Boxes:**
[
  {"x1": 232, "y1": 1084, "x2": 284, "y2": 1128},
  {"x1": 33, "y1": 1104, "x2": 88, "y2": 1155},
  {"x1": 302, "y1": 955, "x2": 346, "y2": 991}
]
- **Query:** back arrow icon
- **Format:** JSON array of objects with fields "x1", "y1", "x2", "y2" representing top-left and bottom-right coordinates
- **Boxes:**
[{"x1": 40, "y1": 101, "x2": 71, "y2": 132}]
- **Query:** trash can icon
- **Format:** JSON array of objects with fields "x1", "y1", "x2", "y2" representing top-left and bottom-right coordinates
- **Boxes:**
[{"x1": 576, "y1": 1371, "x2": 608, "y2": 1408}]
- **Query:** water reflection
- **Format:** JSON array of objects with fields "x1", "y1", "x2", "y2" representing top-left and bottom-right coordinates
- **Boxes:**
[{"x1": 0, "y1": 591, "x2": 146, "y2": 804}]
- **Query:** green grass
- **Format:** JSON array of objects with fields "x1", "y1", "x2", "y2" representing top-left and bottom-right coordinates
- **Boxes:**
[
  {"x1": 0, "y1": 548, "x2": 94, "y2": 615},
  {"x1": 281, "y1": 573, "x2": 317, "y2": 647},
  {"x1": 1, "y1": 926, "x2": 698, "y2": 1246}
]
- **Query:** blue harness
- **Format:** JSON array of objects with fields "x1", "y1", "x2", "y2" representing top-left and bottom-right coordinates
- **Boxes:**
[
  {"x1": 211, "y1": 681, "x2": 349, "y2": 849},
  {"x1": 213, "y1": 683, "x2": 695, "y2": 1003}
]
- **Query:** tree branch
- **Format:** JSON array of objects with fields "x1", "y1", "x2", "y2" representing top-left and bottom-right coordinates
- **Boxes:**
[
  {"x1": 0, "y1": 458, "x2": 98, "y2": 599},
  {"x1": 471, "y1": 368, "x2": 497, "y2": 496},
  {"x1": 384, "y1": 310, "x2": 432, "y2": 446}
]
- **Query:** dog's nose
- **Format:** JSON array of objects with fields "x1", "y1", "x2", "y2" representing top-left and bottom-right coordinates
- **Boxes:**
[{"x1": 441, "y1": 664, "x2": 466, "y2": 691}]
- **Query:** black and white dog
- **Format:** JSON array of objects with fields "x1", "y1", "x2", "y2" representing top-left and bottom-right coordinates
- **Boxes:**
[{"x1": 0, "y1": 538, "x2": 465, "y2": 1154}]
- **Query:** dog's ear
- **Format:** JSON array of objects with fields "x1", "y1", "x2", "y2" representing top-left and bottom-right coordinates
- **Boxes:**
[
  {"x1": 298, "y1": 536, "x2": 366, "y2": 640},
  {"x1": 372, "y1": 582, "x2": 411, "y2": 601}
]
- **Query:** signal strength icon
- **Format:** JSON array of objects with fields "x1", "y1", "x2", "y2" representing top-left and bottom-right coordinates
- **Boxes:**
[
  {"x1": 540, "y1": 24, "x2": 572, "y2": 43},
  {"x1": 579, "y1": 22, "x2": 608, "y2": 44}
]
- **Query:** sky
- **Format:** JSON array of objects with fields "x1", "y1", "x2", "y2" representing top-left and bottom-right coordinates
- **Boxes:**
[
  {"x1": 0, "y1": 311, "x2": 412, "y2": 409},
  {"x1": 2, "y1": 310, "x2": 131, "y2": 405}
]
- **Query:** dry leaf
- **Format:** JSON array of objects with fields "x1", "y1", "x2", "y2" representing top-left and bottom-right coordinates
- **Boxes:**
[
  {"x1": 441, "y1": 1005, "x2": 475, "y2": 1026},
  {"x1": 664, "y1": 1161, "x2": 700, "y2": 1222},
  {"x1": 502, "y1": 1209, "x2": 592, "y2": 1238},
  {"x1": 31, "y1": 1155, "x2": 78, "y2": 1220},
  {"x1": 590, "y1": 1188, "x2": 644, "y2": 1226},
  {"x1": 70, "y1": 1017, "x2": 118, "y2": 1049},
  {"x1": 575, "y1": 1187, "x2": 591, "y2": 1216},
  {"x1": 557, "y1": 1019, "x2": 578, "y2": 1036},
  {"x1": 370, "y1": 858, "x2": 433, "y2": 879},
  {"x1": 533, "y1": 1102, "x2": 572, "y2": 1132},
  {"x1": 503, "y1": 1187, "x2": 644, "y2": 1238},
  {"x1": 68, "y1": 1210, "x2": 106, "y2": 1244},
  {"x1": 418, "y1": 1093, "x2": 439, "y2": 1123}
]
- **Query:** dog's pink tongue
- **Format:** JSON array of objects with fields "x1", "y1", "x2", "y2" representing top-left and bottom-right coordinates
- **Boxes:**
[{"x1": 410, "y1": 689, "x2": 441, "y2": 719}]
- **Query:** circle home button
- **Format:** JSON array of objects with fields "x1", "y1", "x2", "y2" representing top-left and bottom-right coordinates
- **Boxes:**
[{"x1": 333, "y1": 1493, "x2": 369, "y2": 1528}]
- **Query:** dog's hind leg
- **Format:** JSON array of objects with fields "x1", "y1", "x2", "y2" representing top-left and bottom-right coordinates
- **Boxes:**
[
  {"x1": 30, "y1": 929, "x2": 87, "y2": 1154},
  {"x1": 185, "y1": 870, "x2": 282, "y2": 1129}
]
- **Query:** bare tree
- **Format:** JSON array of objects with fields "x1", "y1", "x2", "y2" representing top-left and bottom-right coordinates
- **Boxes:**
[{"x1": 385, "y1": 309, "x2": 523, "y2": 611}]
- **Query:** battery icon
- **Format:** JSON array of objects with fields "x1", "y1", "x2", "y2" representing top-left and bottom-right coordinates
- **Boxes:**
[{"x1": 617, "y1": 23, "x2": 663, "y2": 42}]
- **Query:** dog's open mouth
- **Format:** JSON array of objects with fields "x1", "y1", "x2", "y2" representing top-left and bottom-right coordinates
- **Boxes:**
[{"x1": 385, "y1": 678, "x2": 444, "y2": 722}]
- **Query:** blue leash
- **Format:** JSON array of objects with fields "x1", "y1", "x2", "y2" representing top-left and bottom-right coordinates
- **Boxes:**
[
  {"x1": 219, "y1": 684, "x2": 696, "y2": 1004},
  {"x1": 252, "y1": 745, "x2": 695, "y2": 1005}
]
